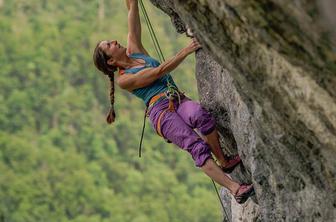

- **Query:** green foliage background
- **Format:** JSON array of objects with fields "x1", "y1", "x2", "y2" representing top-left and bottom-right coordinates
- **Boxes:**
[{"x1": 0, "y1": 0, "x2": 221, "y2": 221}]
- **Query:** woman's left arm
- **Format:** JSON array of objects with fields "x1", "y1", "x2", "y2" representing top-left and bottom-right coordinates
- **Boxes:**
[{"x1": 126, "y1": 0, "x2": 149, "y2": 55}]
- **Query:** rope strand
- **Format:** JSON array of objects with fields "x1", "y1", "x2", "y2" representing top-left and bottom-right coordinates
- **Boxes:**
[
  {"x1": 139, "y1": 0, "x2": 165, "y2": 62},
  {"x1": 139, "y1": 0, "x2": 174, "y2": 86},
  {"x1": 211, "y1": 179, "x2": 231, "y2": 222},
  {"x1": 138, "y1": 2, "x2": 230, "y2": 221},
  {"x1": 138, "y1": 107, "x2": 148, "y2": 157}
]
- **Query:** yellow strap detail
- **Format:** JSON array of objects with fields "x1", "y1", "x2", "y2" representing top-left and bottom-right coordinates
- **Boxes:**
[{"x1": 156, "y1": 109, "x2": 167, "y2": 137}]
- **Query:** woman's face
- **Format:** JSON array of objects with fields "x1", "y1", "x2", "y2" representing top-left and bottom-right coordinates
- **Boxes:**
[{"x1": 99, "y1": 40, "x2": 126, "y2": 65}]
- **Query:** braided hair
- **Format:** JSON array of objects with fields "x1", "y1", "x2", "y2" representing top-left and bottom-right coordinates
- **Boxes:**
[{"x1": 93, "y1": 42, "x2": 117, "y2": 124}]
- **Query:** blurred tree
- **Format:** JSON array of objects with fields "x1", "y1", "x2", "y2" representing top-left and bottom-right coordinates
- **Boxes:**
[{"x1": 0, "y1": 0, "x2": 220, "y2": 221}]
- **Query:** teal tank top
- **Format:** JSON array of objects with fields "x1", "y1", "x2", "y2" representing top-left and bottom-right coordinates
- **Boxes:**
[{"x1": 123, "y1": 53, "x2": 178, "y2": 105}]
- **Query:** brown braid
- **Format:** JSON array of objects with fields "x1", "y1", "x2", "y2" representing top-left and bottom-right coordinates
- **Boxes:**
[
  {"x1": 93, "y1": 41, "x2": 117, "y2": 124},
  {"x1": 106, "y1": 72, "x2": 116, "y2": 124}
]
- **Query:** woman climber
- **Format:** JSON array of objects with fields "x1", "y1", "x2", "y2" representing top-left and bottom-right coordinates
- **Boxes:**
[{"x1": 93, "y1": 0, "x2": 254, "y2": 204}]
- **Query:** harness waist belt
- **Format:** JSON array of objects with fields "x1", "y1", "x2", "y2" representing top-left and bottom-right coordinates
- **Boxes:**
[
  {"x1": 147, "y1": 92, "x2": 166, "y2": 108},
  {"x1": 146, "y1": 91, "x2": 185, "y2": 144}
]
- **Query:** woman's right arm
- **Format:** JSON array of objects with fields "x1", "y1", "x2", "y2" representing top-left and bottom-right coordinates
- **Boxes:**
[
  {"x1": 126, "y1": 0, "x2": 149, "y2": 55},
  {"x1": 117, "y1": 38, "x2": 201, "y2": 91}
]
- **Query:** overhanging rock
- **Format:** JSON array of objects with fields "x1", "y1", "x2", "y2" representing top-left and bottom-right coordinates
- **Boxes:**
[{"x1": 149, "y1": 0, "x2": 336, "y2": 221}]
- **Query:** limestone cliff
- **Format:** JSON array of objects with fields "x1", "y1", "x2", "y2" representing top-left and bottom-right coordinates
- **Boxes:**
[{"x1": 149, "y1": 0, "x2": 336, "y2": 221}]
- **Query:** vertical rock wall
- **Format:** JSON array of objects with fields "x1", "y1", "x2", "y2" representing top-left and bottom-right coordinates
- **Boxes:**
[{"x1": 149, "y1": 0, "x2": 336, "y2": 221}]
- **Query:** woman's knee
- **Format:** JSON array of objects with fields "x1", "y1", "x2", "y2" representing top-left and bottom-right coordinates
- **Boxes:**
[
  {"x1": 178, "y1": 100, "x2": 216, "y2": 131},
  {"x1": 183, "y1": 100, "x2": 204, "y2": 119},
  {"x1": 196, "y1": 111, "x2": 216, "y2": 135}
]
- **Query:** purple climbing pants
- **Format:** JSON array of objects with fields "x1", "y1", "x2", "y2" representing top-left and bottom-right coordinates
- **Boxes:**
[{"x1": 147, "y1": 96, "x2": 216, "y2": 167}]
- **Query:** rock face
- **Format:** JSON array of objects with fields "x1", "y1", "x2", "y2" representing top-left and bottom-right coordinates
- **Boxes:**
[{"x1": 149, "y1": 0, "x2": 336, "y2": 221}]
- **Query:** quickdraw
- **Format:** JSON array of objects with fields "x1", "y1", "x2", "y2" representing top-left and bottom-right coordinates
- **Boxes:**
[{"x1": 165, "y1": 79, "x2": 182, "y2": 111}]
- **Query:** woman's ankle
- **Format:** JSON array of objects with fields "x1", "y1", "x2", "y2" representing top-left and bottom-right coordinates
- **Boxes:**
[
  {"x1": 230, "y1": 183, "x2": 240, "y2": 195},
  {"x1": 218, "y1": 159, "x2": 228, "y2": 167}
]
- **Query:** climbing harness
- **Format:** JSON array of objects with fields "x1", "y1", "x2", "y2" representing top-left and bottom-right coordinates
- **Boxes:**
[
  {"x1": 137, "y1": 0, "x2": 182, "y2": 157},
  {"x1": 137, "y1": 2, "x2": 230, "y2": 221},
  {"x1": 147, "y1": 88, "x2": 185, "y2": 139}
]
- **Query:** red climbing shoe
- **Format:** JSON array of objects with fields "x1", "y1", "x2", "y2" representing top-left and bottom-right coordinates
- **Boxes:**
[
  {"x1": 234, "y1": 184, "x2": 255, "y2": 204},
  {"x1": 221, "y1": 154, "x2": 241, "y2": 173}
]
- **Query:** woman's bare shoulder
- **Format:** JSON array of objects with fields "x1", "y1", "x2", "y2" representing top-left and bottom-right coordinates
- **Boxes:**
[
  {"x1": 115, "y1": 72, "x2": 133, "y2": 92},
  {"x1": 126, "y1": 42, "x2": 149, "y2": 56}
]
